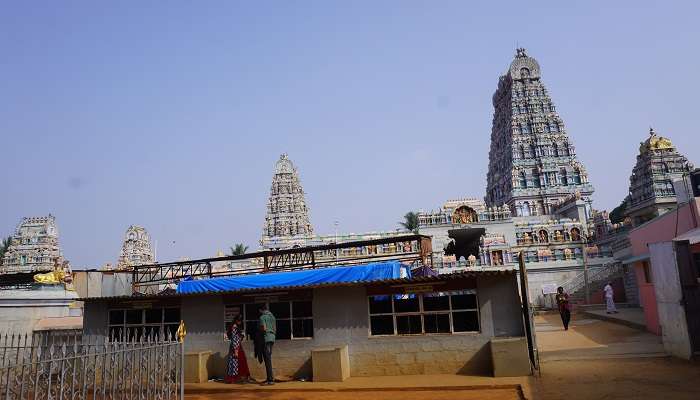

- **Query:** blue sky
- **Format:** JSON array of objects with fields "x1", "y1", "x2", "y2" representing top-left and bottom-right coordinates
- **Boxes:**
[{"x1": 1, "y1": 1, "x2": 699, "y2": 267}]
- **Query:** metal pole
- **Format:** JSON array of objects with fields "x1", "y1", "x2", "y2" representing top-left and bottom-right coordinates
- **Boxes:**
[
  {"x1": 518, "y1": 251, "x2": 538, "y2": 372},
  {"x1": 582, "y1": 235, "x2": 589, "y2": 304}
]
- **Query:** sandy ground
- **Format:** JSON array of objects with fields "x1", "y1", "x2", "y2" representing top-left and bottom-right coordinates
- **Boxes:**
[
  {"x1": 534, "y1": 313, "x2": 700, "y2": 399},
  {"x1": 535, "y1": 357, "x2": 700, "y2": 400},
  {"x1": 188, "y1": 389, "x2": 522, "y2": 400}
]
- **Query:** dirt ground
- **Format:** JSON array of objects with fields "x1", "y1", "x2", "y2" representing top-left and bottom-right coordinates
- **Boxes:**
[
  {"x1": 188, "y1": 389, "x2": 522, "y2": 400},
  {"x1": 535, "y1": 357, "x2": 700, "y2": 400},
  {"x1": 534, "y1": 312, "x2": 700, "y2": 399}
]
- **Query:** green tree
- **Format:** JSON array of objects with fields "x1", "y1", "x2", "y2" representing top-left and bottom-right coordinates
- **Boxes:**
[
  {"x1": 399, "y1": 212, "x2": 420, "y2": 233},
  {"x1": 0, "y1": 236, "x2": 11, "y2": 265},
  {"x1": 230, "y1": 243, "x2": 249, "y2": 256},
  {"x1": 609, "y1": 198, "x2": 628, "y2": 224}
]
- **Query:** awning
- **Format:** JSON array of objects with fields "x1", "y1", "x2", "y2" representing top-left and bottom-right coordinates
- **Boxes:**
[
  {"x1": 177, "y1": 261, "x2": 410, "y2": 294},
  {"x1": 674, "y1": 227, "x2": 700, "y2": 245},
  {"x1": 619, "y1": 254, "x2": 650, "y2": 265},
  {"x1": 34, "y1": 316, "x2": 83, "y2": 331}
]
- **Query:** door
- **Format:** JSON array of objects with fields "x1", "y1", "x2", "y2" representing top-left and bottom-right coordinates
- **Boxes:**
[{"x1": 675, "y1": 241, "x2": 700, "y2": 354}]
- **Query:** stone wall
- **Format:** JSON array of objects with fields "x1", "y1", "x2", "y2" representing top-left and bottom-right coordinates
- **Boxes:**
[{"x1": 0, "y1": 287, "x2": 78, "y2": 335}]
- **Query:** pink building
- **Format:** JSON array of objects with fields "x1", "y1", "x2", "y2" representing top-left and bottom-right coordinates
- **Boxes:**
[{"x1": 628, "y1": 198, "x2": 700, "y2": 335}]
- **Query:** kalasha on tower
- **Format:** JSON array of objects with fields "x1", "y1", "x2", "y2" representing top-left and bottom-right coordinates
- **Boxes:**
[{"x1": 486, "y1": 48, "x2": 594, "y2": 217}]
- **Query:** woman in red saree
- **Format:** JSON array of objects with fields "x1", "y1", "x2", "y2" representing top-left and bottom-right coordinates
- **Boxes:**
[{"x1": 224, "y1": 315, "x2": 251, "y2": 383}]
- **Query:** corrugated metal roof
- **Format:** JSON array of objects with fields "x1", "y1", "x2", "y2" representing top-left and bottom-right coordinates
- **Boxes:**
[{"x1": 80, "y1": 269, "x2": 517, "y2": 302}]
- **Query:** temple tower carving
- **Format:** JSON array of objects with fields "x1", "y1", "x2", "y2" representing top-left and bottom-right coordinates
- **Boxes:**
[
  {"x1": 115, "y1": 225, "x2": 155, "y2": 270},
  {"x1": 485, "y1": 48, "x2": 594, "y2": 217},
  {"x1": 1, "y1": 215, "x2": 64, "y2": 274},
  {"x1": 624, "y1": 128, "x2": 694, "y2": 225},
  {"x1": 262, "y1": 154, "x2": 314, "y2": 248}
]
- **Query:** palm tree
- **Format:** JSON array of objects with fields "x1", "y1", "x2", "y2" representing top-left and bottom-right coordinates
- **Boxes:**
[
  {"x1": 0, "y1": 236, "x2": 11, "y2": 265},
  {"x1": 399, "y1": 212, "x2": 420, "y2": 234},
  {"x1": 230, "y1": 243, "x2": 249, "y2": 256}
]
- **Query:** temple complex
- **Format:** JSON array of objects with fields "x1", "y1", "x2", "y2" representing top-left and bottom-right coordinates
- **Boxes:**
[
  {"x1": 114, "y1": 225, "x2": 155, "y2": 270},
  {"x1": 485, "y1": 48, "x2": 594, "y2": 218},
  {"x1": 1, "y1": 215, "x2": 65, "y2": 274},
  {"x1": 623, "y1": 128, "x2": 694, "y2": 226},
  {"x1": 261, "y1": 154, "x2": 314, "y2": 249}
]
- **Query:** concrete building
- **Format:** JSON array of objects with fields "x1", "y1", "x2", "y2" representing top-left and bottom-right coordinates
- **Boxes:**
[
  {"x1": 0, "y1": 285, "x2": 80, "y2": 336},
  {"x1": 628, "y1": 195, "x2": 700, "y2": 337},
  {"x1": 81, "y1": 266, "x2": 530, "y2": 379}
]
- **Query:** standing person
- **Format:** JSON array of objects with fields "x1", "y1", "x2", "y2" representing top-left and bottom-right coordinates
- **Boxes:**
[
  {"x1": 224, "y1": 315, "x2": 250, "y2": 383},
  {"x1": 604, "y1": 282, "x2": 618, "y2": 314},
  {"x1": 259, "y1": 304, "x2": 276, "y2": 385},
  {"x1": 555, "y1": 286, "x2": 572, "y2": 331}
]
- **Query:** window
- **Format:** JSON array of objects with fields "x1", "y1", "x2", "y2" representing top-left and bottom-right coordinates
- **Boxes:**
[
  {"x1": 108, "y1": 307, "x2": 180, "y2": 341},
  {"x1": 367, "y1": 290, "x2": 479, "y2": 336},
  {"x1": 225, "y1": 300, "x2": 313, "y2": 340}
]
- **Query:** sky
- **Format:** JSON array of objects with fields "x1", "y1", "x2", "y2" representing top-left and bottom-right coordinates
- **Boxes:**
[{"x1": 1, "y1": 1, "x2": 699, "y2": 268}]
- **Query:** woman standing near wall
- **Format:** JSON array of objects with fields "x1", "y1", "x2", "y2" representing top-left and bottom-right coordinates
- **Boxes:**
[{"x1": 225, "y1": 315, "x2": 251, "y2": 383}]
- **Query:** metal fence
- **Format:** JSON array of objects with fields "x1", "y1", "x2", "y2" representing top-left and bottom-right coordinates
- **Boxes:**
[{"x1": 0, "y1": 330, "x2": 184, "y2": 400}]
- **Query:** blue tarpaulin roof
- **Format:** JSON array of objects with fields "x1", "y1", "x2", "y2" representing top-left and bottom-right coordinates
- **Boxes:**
[{"x1": 176, "y1": 261, "x2": 410, "y2": 294}]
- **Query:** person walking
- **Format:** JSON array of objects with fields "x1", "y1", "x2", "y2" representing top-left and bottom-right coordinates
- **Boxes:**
[
  {"x1": 224, "y1": 315, "x2": 251, "y2": 383},
  {"x1": 555, "y1": 286, "x2": 572, "y2": 331},
  {"x1": 259, "y1": 304, "x2": 276, "y2": 385},
  {"x1": 604, "y1": 282, "x2": 618, "y2": 314}
]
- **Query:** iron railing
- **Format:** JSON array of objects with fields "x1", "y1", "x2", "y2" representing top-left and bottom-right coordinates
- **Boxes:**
[
  {"x1": 561, "y1": 262, "x2": 623, "y2": 297},
  {"x1": 0, "y1": 331, "x2": 183, "y2": 400}
]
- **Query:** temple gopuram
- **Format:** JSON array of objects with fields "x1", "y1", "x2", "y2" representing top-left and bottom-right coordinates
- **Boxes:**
[
  {"x1": 486, "y1": 48, "x2": 595, "y2": 218},
  {"x1": 624, "y1": 128, "x2": 694, "y2": 226},
  {"x1": 1, "y1": 215, "x2": 65, "y2": 274},
  {"x1": 261, "y1": 154, "x2": 315, "y2": 249},
  {"x1": 114, "y1": 225, "x2": 155, "y2": 270}
]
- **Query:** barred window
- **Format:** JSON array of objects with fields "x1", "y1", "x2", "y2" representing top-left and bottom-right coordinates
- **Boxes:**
[
  {"x1": 224, "y1": 300, "x2": 313, "y2": 341},
  {"x1": 368, "y1": 290, "x2": 479, "y2": 336},
  {"x1": 108, "y1": 307, "x2": 180, "y2": 341}
]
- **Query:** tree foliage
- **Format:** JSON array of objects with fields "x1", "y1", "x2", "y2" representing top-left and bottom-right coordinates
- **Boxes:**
[
  {"x1": 0, "y1": 236, "x2": 11, "y2": 265},
  {"x1": 609, "y1": 198, "x2": 628, "y2": 224},
  {"x1": 230, "y1": 243, "x2": 249, "y2": 256},
  {"x1": 399, "y1": 212, "x2": 420, "y2": 233}
]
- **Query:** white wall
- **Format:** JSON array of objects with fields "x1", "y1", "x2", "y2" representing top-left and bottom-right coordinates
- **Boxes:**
[{"x1": 649, "y1": 241, "x2": 693, "y2": 359}]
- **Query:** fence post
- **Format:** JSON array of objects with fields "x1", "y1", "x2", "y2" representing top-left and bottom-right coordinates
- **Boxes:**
[{"x1": 176, "y1": 321, "x2": 186, "y2": 400}]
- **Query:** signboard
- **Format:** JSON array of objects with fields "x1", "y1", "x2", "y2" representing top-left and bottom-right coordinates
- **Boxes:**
[
  {"x1": 402, "y1": 285, "x2": 434, "y2": 294},
  {"x1": 541, "y1": 283, "x2": 559, "y2": 295}
]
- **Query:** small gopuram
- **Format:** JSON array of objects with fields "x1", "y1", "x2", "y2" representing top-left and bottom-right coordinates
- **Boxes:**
[
  {"x1": 624, "y1": 128, "x2": 695, "y2": 226},
  {"x1": 261, "y1": 154, "x2": 314, "y2": 249},
  {"x1": 115, "y1": 225, "x2": 155, "y2": 270},
  {"x1": 1, "y1": 215, "x2": 64, "y2": 274}
]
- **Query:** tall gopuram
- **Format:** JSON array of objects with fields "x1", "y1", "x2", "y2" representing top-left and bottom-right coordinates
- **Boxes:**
[
  {"x1": 261, "y1": 154, "x2": 314, "y2": 249},
  {"x1": 114, "y1": 225, "x2": 155, "y2": 270},
  {"x1": 1, "y1": 215, "x2": 64, "y2": 274},
  {"x1": 486, "y1": 48, "x2": 594, "y2": 218},
  {"x1": 624, "y1": 128, "x2": 694, "y2": 225}
]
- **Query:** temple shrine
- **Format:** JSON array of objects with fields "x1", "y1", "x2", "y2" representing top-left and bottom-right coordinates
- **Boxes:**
[
  {"x1": 1, "y1": 215, "x2": 66, "y2": 274},
  {"x1": 114, "y1": 225, "x2": 155, "y2": 270}
]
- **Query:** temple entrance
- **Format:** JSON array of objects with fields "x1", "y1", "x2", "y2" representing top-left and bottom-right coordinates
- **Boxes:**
[{"x1": 444, "y1": 228, "x2": 486, "y2": 262}]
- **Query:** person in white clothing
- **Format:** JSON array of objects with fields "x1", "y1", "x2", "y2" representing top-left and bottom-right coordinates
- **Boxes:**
[{"x1": 604, "y1": 282, "x2": 618, "y2": 314}]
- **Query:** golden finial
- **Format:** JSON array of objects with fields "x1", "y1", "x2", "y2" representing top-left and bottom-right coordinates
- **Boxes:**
[{"x1": 176, "y1": 320, "x2": 187, "y2": 342}]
